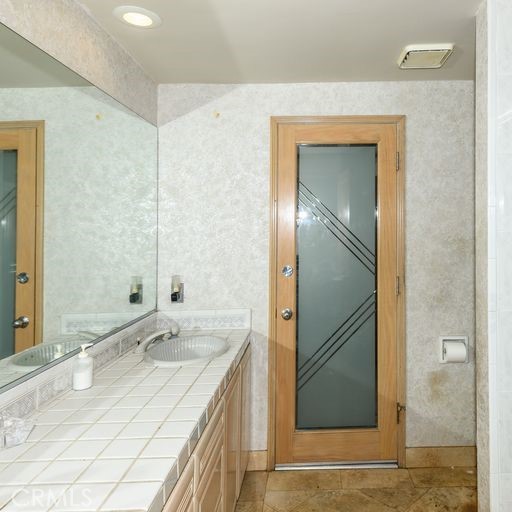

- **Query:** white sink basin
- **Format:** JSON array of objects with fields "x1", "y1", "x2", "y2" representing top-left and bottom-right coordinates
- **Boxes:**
[{"x1": 144, "y1": 335, "x2": 228, "y2": 368}]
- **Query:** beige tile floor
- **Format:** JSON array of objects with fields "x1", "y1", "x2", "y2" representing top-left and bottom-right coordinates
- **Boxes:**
[{"x1": 236, "y1": 467, "x2": 477, "y2": 511}]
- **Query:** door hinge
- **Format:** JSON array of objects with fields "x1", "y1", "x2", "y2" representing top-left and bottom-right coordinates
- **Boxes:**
[
  {"x1": 395, "y1": 276, "x2": 400, "y2": 296},
  {"x1": 396, "y1": 152, "x2": 400, "y2": 171},
  {"x1": 397, "y1": 402, "x2": 406, "y2": 424}
]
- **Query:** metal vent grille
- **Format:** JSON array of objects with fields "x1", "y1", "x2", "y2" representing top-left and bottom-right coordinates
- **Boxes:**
[{"x1": 397, "y1": 44, "x2": 454, "y2": 69}]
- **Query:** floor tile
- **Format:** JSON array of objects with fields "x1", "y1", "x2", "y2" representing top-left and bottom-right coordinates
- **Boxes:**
[
  {"x1": 408, "y1": 467, "x2": 477, "y2": 488},
  {"x1": 360, "y1": 487, "x2": 428, "y2": 511},
  {"x1": 406, "y1": 487, "x2": 477, "y2": 511},
  {"x1": 292, "y1": 489, "x2": 396, "y2": 512},
  {"x1": 341, "y1": 469, "x2": 413, "y2": 489},
  {"x1": 266, "y1": 470, "x2": 340, "y2": 491},
  {"x1": 238, "y1": 472, "x2": 268, "y2": 501},
  {"x1": 264, "y1": 490, "x2": 316, "y2": 511},
  {"x1": 235, "y1": 501, "x2": 263, "y2": 512}
]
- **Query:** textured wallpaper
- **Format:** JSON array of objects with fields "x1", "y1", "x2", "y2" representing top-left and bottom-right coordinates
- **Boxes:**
[
  {"x1": 0, "y1": 0, "x2": 157, "y2": 123},
  {"x1": 158, "y1": 81, "x2": 475, "y2": 451},
  {"x1": 0, "y1": 86, "x2": 158, "y2": 340}
]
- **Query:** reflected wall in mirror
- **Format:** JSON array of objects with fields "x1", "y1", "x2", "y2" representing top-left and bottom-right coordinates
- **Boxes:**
[{"x1": 0, "y1": 23, "x2": 158, "y2": 390}]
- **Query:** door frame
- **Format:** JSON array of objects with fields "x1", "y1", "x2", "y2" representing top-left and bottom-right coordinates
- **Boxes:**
[
  {"x1": 0, "y1": 120, "x2": 45, "y2": 348},
  {"x1": 267, "y1": 115, "x2": 406, "y2": 468}
]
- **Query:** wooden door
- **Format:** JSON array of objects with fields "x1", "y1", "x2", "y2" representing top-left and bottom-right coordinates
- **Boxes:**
[
  {"x1": 0, "y1": 122, "x2": 43, "y2": 355},
  {"x1": 271, "y1": 116, "x2": 404, "y2": 465}
]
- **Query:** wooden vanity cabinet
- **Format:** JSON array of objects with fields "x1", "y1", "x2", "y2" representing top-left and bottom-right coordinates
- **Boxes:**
[
  {"x1": 163, "y1": 345, "x2": 251, "y2": 512},
  {"x1": 224, "y1": 366, "x2": 241, "y2": 512},
  {"x1": 239, "y1": 347, "x2": 251, "y2": 494},
  {"x1": 195, "y1": 428, "x2": 224, "y2": 512},
  {"x1": 162, "y1": 458, "x2": 194, "y2": 512}
]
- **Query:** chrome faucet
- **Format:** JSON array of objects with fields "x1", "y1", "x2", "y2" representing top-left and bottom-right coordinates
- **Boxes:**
[{"x1": 134, "y1": 320, "x2": 180, "y2": 354}]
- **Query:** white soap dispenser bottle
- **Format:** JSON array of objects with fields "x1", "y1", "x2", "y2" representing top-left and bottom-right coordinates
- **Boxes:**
[{"x1": 72, "y1": 343, "x2": 94, "y2": 391}]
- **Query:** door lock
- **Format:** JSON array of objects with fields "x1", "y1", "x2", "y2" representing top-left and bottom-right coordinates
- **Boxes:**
[
  {"x1": 281, "y1": 265, "x2": 294, "y2": 277},
  {"x1": 17, "y1": 272, "x2": 29, "y2": 284},
  {"x1": 12, "y1": 316, "x2": 30, "y2": 329},
  {"x1": 16, "y1": 272, "x2": 30, "y2": 284},
  {"x1": 281, "y1": 308, "x2": 293, "y2": 320}
]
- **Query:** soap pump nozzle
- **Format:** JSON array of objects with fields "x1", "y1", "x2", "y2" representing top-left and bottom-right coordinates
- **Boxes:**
[{"x1": 78, "y1": 343, "x2": 94, "y2": 357}]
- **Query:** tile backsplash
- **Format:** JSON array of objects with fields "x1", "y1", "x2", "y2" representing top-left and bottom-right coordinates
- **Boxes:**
[{"x1": 157, "y1": 309, "x2": 251, "y2": 330}]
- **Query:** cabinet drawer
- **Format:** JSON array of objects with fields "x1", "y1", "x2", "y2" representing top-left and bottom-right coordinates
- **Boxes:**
[
  {"x1": 195, "y1": 430, "x2": 224, "y2": 512},
  {"x1": 194, "y1": 402, "x2": 224, "y2": 482},
  {"x1": 163, "y1": 458, "x2": 194, "y2": 512}
]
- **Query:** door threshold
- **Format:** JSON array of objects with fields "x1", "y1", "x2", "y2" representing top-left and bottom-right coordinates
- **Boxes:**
[{"x1": 275, "y1": 461, "x2": 398, "y2": 471}]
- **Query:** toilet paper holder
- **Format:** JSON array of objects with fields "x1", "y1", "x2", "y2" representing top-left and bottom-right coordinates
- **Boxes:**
[{"x1": 439, "y1": 336, "x2": 469, "y2": 364}]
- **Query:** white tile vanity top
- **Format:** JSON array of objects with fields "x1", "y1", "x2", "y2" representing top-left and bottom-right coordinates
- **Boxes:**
[{"x1": 0, "y1": 329, "x2": 251, "y2": 512}]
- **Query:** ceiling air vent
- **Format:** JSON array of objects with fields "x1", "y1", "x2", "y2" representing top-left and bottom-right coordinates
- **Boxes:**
[{"x1": 397, "y1": 44, "x2": 454, "y2": 69}]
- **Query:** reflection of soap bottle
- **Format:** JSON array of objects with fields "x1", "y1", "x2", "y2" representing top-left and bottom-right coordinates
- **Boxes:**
[
  {"x1": 72, "y1": 343, "x2": 94, "y2": 391},
  {"x1": 53, "y1": 344, "x2": 64, "y2": 360}
]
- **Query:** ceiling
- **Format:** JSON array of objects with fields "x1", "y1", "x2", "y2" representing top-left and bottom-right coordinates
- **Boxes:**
[
  {"x1": 77, "y1": 0, "x2": 481, "y2": 84},
  {"x1": 0, "y1": 23, "x2": 88, "y2": 87}
]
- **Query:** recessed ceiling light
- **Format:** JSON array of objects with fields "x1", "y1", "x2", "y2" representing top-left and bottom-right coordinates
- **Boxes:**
[{"x1": 113, "y1": 6, "x2": 161, "y2": 28}]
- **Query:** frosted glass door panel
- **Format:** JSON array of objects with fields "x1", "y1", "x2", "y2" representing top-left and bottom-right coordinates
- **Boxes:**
[
  {"x1": 296, "y1": 145, "x2": 377, "y2": 430},
  {"x1": 0, "y1": 150, "x2": 17, "y2": 359}
]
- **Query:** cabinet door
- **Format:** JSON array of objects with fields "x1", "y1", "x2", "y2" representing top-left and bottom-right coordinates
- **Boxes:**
[
  {"x1": 163, "y1": 458, "x2": 194, "y2": 512},
  {"x1": 195, "y1": 431, "x2": 224, "y2": 512},
  {"x1": 225, "y1": 367, "x2": 241, "y2": 512},
  {"x1": 238, "y1": 347, "x2": 251, "y2": 495},
  {"x1": 195, "y1": 402, "x2": 224, "y2": 485}
]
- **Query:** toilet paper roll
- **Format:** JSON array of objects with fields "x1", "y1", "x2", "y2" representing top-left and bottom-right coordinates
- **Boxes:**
[{"x1": 442, "y1": 340, "x2": 467, "y2": 363}]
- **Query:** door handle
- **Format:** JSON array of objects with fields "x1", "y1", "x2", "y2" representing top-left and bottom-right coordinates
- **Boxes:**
[
  {"x1": 13, "y1": 316, "x2": 30, "y2": 329},
  {"x1": 281, "y1": 308, "x2": 293, "y2": 321}
]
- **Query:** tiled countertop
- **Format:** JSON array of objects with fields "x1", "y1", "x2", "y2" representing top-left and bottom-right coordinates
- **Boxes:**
[{"x1": 0, "y1": 329, "x2": 251, "y2": 512}]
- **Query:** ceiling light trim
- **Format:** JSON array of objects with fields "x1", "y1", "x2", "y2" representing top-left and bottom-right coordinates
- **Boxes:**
[{"x1": 113, "y1": 5, "x2": 162, "y2": 28}]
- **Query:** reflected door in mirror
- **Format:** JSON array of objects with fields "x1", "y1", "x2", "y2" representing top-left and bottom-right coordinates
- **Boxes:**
[{"x1": 0, "y1": 124, "x2": 42, "y2": 356}]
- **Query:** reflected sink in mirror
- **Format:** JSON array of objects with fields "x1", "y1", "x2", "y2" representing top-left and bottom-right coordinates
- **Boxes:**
[
  {"x1": 8, "y1": 333, "x2": 101, "y2": 372},
  {"x1": 144, "y1": 336, "x2": 229, "y2": 368}
]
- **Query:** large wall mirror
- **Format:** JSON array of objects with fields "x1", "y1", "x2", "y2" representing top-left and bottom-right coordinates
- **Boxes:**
[{"x1": 0, "y1": 23, "x2": 157, "y2": 391}]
